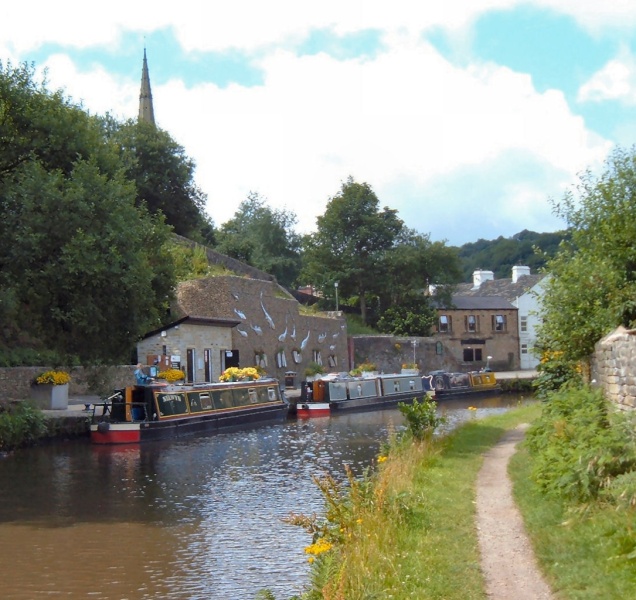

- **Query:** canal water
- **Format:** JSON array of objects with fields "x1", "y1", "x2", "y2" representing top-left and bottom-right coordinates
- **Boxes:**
[{"x1": 0, "y1": 395, "x2": 525, "y2": 599}]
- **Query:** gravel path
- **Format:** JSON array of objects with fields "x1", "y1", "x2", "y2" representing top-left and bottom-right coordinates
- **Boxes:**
[{"x1": 476, "y1": 424, "x2": 554, "y2": 599}]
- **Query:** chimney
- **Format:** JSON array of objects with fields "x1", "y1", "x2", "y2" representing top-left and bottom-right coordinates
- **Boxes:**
[
  {"x1": 472, "y1": 269, "x2": 494, "y2": 288},
  {"x1": 512, "y1": 265, "x2": 531, "y2": 283}
]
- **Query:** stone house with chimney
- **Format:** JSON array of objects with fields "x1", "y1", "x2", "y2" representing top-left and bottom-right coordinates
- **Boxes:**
[{"x1": 443, "y1": 266, "x2": 547, "y2": 370}]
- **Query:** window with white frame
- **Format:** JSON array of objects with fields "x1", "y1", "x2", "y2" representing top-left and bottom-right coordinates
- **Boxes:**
[
  {"x1": 520, "y1": 316, "x2": 528, "y2": 332},
  {"x1": 466, "y1": 315, "x2": 477, "y2": 332},
  {"x1": 521, "y1": 344, "x2": 528, "y2": 355}
]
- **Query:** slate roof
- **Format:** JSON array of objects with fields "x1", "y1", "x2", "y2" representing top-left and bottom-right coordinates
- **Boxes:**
[
  {"x1": 449, "y1": 295, "x2": 515, "y2": 310},
  {"x1": 454, "y1": 274, "x2": 545, "y2": 302}
]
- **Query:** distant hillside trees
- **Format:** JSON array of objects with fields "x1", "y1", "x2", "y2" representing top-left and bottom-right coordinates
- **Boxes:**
[
  {"x1": 456, "y1": 229, "x2": 567, "y2": 280},
  {"x1": 0, "y1": 61, "x2": 175, "y2": 364}
]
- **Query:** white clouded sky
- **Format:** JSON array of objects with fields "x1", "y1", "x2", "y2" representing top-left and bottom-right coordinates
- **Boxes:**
[{"x1": 2, "y1": 1, "x2": 636, "y2": 245}]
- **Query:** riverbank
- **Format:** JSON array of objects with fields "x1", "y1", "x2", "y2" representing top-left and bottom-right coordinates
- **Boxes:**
[{"x1": 286, "y1": 403, "x2": 542, "y2": 599}]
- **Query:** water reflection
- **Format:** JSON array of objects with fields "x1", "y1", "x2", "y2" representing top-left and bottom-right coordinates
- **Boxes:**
[{"x1": 0, "y1": 394, "x2": 526, "y2": 599}]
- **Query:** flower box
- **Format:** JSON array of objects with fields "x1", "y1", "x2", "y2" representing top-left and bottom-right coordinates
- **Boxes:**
[{"x1": 30, "y1": 383, "x2": 69, "y2": 410}]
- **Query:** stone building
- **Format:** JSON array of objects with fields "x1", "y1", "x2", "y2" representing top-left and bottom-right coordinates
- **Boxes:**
[
  {"x1": 137, "y1": 275, "x2": 348, "y2": 385},
  {"x1": 434, "y1": 295, "x2": 520, "y2": 371},
  {"x1": 443, "y1": 266, "x2": 547, "y2": 370}
]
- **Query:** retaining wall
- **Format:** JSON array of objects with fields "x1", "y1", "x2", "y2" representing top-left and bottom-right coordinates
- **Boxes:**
[{"x1": 592, "y1": 326, "x2": 636, "y2": 411}]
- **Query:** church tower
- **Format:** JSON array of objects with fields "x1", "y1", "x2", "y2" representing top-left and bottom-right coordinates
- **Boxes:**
[{"x1": 138, "y1": 48, "x2": 156, "y2": 125}]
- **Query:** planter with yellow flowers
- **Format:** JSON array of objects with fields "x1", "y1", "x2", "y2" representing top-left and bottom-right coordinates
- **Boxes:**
[{"x1": 30, "y1": 370, "x2": 71, "y2": 410}]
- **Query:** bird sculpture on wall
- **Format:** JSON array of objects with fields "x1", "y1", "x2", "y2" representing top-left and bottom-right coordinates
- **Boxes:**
[
  {"x1": 301, "y1": 331, "x2": 310, "y2": 350},
  {"x1": 236, "y1": 327, "x2": 248, "y2": 338},
  {"x1": 234, "y1": 308, "x2": 246, "y2": 320},
  {"x1": 260, "y1": 291, "x2": 275, "y2": 329},
  {"x1": 251, "y1": 324, "x2": 263, "y2": 336}
]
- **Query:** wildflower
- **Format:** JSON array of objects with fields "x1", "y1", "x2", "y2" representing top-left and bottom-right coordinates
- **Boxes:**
[
  {"x1": 468, "y1": 406, "x2": 477, "y2": 411},
  {"x1": 305, "y1": 538, "x2": 333, "y2": 556},
  {"x1": 377, "y1": 455, "x2": 388, "y2": 463}
]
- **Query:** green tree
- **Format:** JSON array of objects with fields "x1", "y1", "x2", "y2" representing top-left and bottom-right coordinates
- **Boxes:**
[
  {"x1": 0, "y1": 61, "x2": 175, "y2": 364},
  {"x1": 105, "y1": 118, "x2": 215, "y2": 244},
  {"x1": 301, "y1": 177, "x2": 403, "y2": 323},
  {"x1": 536, "y1": 146, "x2": 636, "y2": 367},
  {"x1": 216, "y1": 192, "x2": 301, "y2": 287}
]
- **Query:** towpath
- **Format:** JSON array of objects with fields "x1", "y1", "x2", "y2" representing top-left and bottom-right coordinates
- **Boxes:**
[{"x1": 476, "y1": 424, "x2": 554, "y2": 599}]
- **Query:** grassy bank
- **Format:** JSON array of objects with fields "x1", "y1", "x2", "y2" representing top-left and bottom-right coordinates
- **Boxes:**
[
  {"x1": 509, "y1": 388, "x2": 636, "y2": 599},
  {"x1": 274, "y1": 402, "x2": 541, "y2": 600}
]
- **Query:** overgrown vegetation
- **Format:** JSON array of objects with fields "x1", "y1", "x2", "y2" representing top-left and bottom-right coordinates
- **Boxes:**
[
  {"x1": 0, "y1": 402, "x2": 47, "y2": 451},
  {"x1": 509, "y1": 386, "x2": 636, "y2": 597},
  {"x1": 525, "y1": 387, "x2": 636, "y2": 504}
]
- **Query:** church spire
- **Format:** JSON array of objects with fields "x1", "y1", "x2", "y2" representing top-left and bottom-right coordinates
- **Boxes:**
[{"x1": 138, "y1": 48, "x2": 156, "y2": 125}]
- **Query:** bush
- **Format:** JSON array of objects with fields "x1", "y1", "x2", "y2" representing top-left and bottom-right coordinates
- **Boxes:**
[
  {"x1": 398, "y1": 397, "x2": 445, "y2": 441},
  {"x1": 525, "y1": 386, "x2": 636, "y2": 503},
  {"x1": 0, "y1": 402, "x2": 47, "y2": 451}
]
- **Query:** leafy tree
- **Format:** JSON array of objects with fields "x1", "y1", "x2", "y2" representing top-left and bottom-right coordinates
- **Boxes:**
[
  {"x1": 216, "y1": 192, "x2": 301, "y2": 287},
  {"x1": 536, "y1": 146, "x2": 636, "y2": 368},
  {"x1": 0, "y1": 61, "x2": 175, "y2": 364},
  {"x1": 376, "y1": 292, "x2": 437, "y2": 336},
  {"x1": 301, "y1": 177, "x2": 403, "y2": 323},
  {"x1": 105, "y1": 118, "x2": 215, "y2": 244}
]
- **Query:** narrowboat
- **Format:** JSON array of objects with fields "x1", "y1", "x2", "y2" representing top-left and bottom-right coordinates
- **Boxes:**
[
  {"x1": 292, "y1": 372, "x2": 429, "y2": 417},
  {"x1": 423, "y1": 370, "x2": 501, "y2": 399},
  {"x1": 90, "y1": 378, "x2": 288, "y2": 444}
]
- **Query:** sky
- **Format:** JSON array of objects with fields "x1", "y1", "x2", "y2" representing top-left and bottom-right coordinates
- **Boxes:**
[{"x1": 2, "y1": 1, "x2": 636, "y2": 246}]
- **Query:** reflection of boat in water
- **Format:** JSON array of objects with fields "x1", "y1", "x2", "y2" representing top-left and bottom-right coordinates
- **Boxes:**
[
  {"x1": 90, "y1": 378, "x2": 288, "y2": 444},
  {"x1": 423, "y1": 370, "x2": 501, "y2": 399},
  {"x1": 292, "y1": 372, "x2": 430, "y2": 418}
]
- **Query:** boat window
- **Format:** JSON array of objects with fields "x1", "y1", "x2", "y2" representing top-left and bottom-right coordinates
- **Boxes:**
[
  {"x1": 393, "y1": 381, "x2": 400, "y2": 393},
  {"x1": 409, "y1": 380, "x2": 416, "y2": 390},
  {"x1": 213, "y1": 389, "x2": 235, "y2": 410},
  {"x1": 232, "y1": 386, "x2": 252, "y2": 406},
  {"x1": 155, "y1": 393, "x2": 189, "y2": 417},
  {"x1": 267, "y1": 387, "x2": 278, "y2": 401},
  {"x1": 248, "y1": 388, "x2": 258, "y2": 404}
]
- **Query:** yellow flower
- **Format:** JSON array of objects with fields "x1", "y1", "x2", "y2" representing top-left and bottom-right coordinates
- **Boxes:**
[
  {"x1": 468, "y1": 406, "x2": 477, "y2": 411},
  {"x1": 157, "y1": 369, "x2": 185, "y2": 382},
  {"x1": 305, "y1": 538, "x2": 333, "y2": 556},
  {"x1": 35, "y1": 370, "x2": 71, "y2": 385},
  {"x1": 377, "y1": 455, "x2": 388, "y2": 463}
]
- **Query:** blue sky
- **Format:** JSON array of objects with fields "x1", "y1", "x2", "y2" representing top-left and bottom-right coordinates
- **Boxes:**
[{"x1": 3, "y1": 1, "x2": 636, "y2": 247}]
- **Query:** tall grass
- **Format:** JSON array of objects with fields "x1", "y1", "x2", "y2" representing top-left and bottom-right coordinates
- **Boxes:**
[{"x1": 283, "y1": 403, "x2": 540, "y2": 599}]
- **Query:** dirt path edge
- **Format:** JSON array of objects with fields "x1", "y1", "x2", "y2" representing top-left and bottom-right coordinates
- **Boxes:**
[{"x1": 476, "y1": 423, "x2": 554, "y2": 600}]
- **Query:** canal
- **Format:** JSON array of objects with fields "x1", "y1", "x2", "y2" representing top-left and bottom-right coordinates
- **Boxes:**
[{"x1": 0, "y1": 395, "x2": 523, "y2": 599}]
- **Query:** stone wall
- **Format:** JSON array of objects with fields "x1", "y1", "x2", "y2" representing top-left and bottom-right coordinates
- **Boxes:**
[
  {"x1": 592, "y1": 326, "x2": 636, "y2": 411},
  {"x1": 350, "y1": 335, "x2": 463, "y2": 374},
  {"x1": 0, "y1": 366, "x2": 136, "y2": 403}
]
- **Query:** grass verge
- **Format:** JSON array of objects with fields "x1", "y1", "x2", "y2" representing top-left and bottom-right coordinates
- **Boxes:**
[
  {"x1": 282, "y1": 402, "x2": 541, "y2": 600},
  {"x1": 510, "y1": 429, "x2": 636, "y2": 598}
]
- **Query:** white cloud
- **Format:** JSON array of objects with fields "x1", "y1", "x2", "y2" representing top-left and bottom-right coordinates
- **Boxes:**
[
  {"x1": 1, "y1": 1, "x2": 624, "y2": 245},
  {"x1": 578, "y1": 48, "x2": 636, "y2": 105}
]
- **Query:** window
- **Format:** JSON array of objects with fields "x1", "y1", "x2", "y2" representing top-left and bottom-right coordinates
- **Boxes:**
[
  {"x1": 492, "y1": 314, "x2": 506, "y2": 332},
  {"x1": 436, "y1": 341, "x2": 443, "y2": 355},
  {"x1": 312, "y1": 350, "x2": 322, "y2": 365},
  {"x1": 439, "y1": 315, "x2": 452, "y2": 333},
  {"x1": 465, "y1": 315, "x2": 477, "y2": 332},
  {"x1": 463, "y1": 348, "x2": 483, "y2": 362},
  {"x1": 520, "y1": 316, "x2": 528, "y2": 332},
  {"x1": 521, "y1": 344, "x2": 528, "y2": 355}
]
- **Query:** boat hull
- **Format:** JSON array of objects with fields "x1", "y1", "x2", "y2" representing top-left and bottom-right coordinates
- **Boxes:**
[{"x1": 296, "y1": 402, "x2": 331, "y2": 418}]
